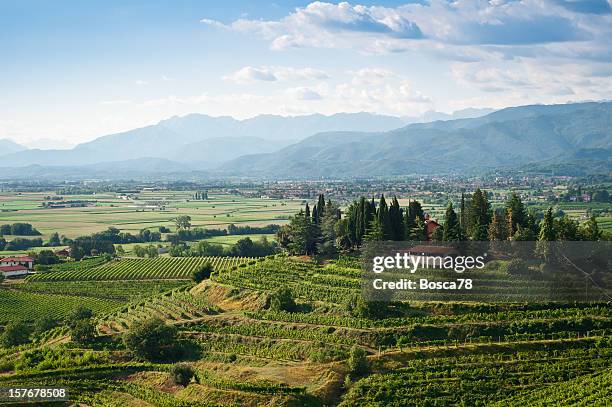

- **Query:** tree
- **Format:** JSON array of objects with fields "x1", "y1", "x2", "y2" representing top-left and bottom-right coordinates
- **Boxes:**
[
  {"x1": 389, "y1": 197, "x2": 405, "y2": 241},
  {"x1": 270, "y1": 287, "x2": 296, "y2": 312},
  {"x1": 555, "y1": 216, "x2": 579, "y2": 241},
  {"x1": 442, "y1": 202, "x2": 460, "y2": 241},
  {"x1": 174, "y1": 215, "x2": 192, "y2": 230},
  {"x1": 503, "y1": 258, "x2": 529, "y2": 276},
  {"x1": 170, "y1": 363, "x2": 195, "y2": 386},
  {"x1": 347, "y1": 345, "x2": 369, "y2": 377},
  {"x1": 536, "y1": 207, "x2": 555, "y2": 261},
  {"x1": 469, "y1": 189, "x2": 491, "y2": 240},
  {"x1": 47, "y1": 232, "x2": 61, "y2": 247},
  {"x1": 377, "y1": 195, "x2": 392, "y2": 240},
  {"x1": 539, "y1": 207, "x2": 556, "y2": 241},
  {"x1": 581, "y1": 216, "x2": 602, "y2": 241},
  {"x1": 33, "y1": 316, "x2": 56, "y2": 336},
  {"x1": 146, "y1": 244, "x2": 159, "y2": 258},
  {"x1": 36, "y1": 250, "x2": 60, "y2": 265},
  {"x1": 116, "y1": 245, "x2": 125, "y2": 256},
  {"x1": 488, "y1": 210, "x2": 508, "y2": 241},
  {"x1": 1, "y1": 321, "x2": 31, "y2": 347},
  {"x1": 192, "y1": 262, "x2": 213, "y2": 283},
  {"x1": 123, "y1": 318, "x2": 178, "y2": 361},
  {"x1": 66, "y1": 306, "x2": 93, "y2": 329},
  {"x1": 277, "y1": 210, "x2": 318, "y2": 255},
  {"x1": 71, "y1": 318, "x2": 96, "y2": 344},
  {"x1": 133, "y1": 245, "x2": 145, "y2": 258},
  {"x1": 505, "y1": 193, "x2": 526, "y2": 235}
]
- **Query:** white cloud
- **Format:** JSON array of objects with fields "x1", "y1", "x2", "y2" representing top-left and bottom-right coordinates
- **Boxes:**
[
  {"x1": 134, "y1": 79, "x2": 148, "y2": 86},
  {"x1": 223, "y1": 66, "x2": 329, "y2": 84}
]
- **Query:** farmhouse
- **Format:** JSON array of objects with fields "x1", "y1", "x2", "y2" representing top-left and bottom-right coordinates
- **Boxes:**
[
  {"x1": 424, "y1": 214, "x2": 441, "y2": 240},
  {"x1": 0, "y1": 255, "x2": 34, "y2": 278}
]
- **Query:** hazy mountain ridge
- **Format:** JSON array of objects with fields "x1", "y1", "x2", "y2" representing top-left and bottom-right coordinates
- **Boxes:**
[
  {"x1": 0, "y1": 139, "x2": 27, "y2": 155},
  {"x1": 221, "y1": 102, "x2": 612, "y2": 177},
  {"x1": 0, "y1": 112, "x2": 404, "y2": 167}
]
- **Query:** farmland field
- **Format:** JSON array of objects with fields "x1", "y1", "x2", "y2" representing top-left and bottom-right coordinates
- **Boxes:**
[
  {"x1": 26, "y1": 256, "x2": 253, "y2": 281},
  {"x1": 0, "y1": 191, "x2": 302, "y2": 241}
]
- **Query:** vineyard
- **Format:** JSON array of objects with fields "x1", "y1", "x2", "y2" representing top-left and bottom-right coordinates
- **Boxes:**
[
  {"x1": 0, "y1": 255, "x2": 610, "y2": 405},
  {"x1": 26, "y1": 256, "x2": 254, "y2": 281},
  {"x1": 0, "y1": 289, "x2": 121, "y2": 323}
]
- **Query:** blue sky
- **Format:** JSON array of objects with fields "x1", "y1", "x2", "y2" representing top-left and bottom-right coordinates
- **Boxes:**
[{"x1": 1, "y1": 0, "x2": 611, "y2": 148}]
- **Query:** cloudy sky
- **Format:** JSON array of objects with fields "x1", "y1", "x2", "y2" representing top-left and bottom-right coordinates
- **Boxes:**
[{"x1": 1, "y1": 0, "x2": 611, "y2": 148}]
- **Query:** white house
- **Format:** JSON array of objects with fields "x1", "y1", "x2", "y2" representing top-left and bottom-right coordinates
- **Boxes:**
[{"x1": 0, "y1": 256, "x2": 34, "y2": 278}]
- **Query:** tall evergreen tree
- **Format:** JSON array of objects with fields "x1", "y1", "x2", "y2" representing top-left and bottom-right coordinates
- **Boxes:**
[
  {"x1": 389, "y1": 197, "x2": 405, "y2": 241},
  {"x1": 312, "y1": 204, "x2": 318, "y2": 225},
  {"x1": 404, "y1": 200, "x2": 424, "y2": 238},
  {"x1": 505, "y1": 193, "x2": 526, "y2": 235},
  {"x1": 316, "y1": 194, "x2": 326, "y2": 223},
  {"x1": 539, "y1": 207, "x2": 556, "y2": 241},
  {"x1": 305, "y1": 203, "x2": 311, "y2": 221},
  {"x1": 488, "y1": 210, "x2": 508, "y2": 241},
  {"x1": 442, "y1": 202, "x2": 460, "y2": 241},
  {"x1": 469, "y1": 189, "x2": 491, "y2": 240},
  {"x1": 377, "y1": 195, "x2": 392, "y2": 240}
]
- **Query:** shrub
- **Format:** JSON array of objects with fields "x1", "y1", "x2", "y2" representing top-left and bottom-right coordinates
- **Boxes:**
[
  {"x1": 169, "y1": 363, "x2": 195, "y2": 386},
  {"x1": 1, "y1": 321, "x2": 32, "y2": 347},
  {"x1": 123, "y1": 318, "x2": 178, "y2": 361},
  {"x1": 503, "y1": 258, "x2": 529, "y2": 276},
  {"x1": 71, "y1": 319, "x2": 96, "y2": 344},
  {"x1": 191, "y1": 262, "x2": 213, "y2": 283},
  {"x1": 347, "y1": 345, "x2": 369, "y2": 377},
  {"x1": 270, "y1": 287, "x2": 296, "y2": 312}
]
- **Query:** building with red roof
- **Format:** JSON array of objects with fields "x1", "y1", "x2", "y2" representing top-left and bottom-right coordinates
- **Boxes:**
[
  {"x1": 0, "y1": 256, "x2": 34, "y2": 270},
  {"x1": 0, "y1": 264, "x2": 30, "y2": 278}
]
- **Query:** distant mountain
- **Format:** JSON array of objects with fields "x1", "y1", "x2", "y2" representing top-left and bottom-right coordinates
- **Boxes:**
[
  {"x1": 0, "y1": 112, "x2": 404, "y2": 167},
  {"x1": 221, "y1": 102, "x2": 612, "y2": 178},
  {"x1": 0, "y1": 139, "x2": 27, "y2": 156},
  {"x1": 402, "y1": 108, "x2": 495, "y2": 124},
  {"x1": 0, "y1": 158, "x2": 197, "y2": 180}
]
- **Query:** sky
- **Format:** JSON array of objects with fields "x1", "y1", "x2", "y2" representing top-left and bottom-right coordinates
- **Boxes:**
[{"x1": 1, "y1": 0, "x2": 611, "y2": 148}]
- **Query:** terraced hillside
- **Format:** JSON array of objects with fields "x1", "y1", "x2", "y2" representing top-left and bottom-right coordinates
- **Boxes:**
[{"x1": 0, "y1": 255, "x2": 609, "y2": 406}]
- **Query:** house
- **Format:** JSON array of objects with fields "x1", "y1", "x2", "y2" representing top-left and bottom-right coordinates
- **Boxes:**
[
  {"x1": 0, "y1": 256, "x2": 34, "y2": 270},
  {"x1": 424, "y1": 214, "x2": 441, "y2": 240},
  {"x1": 54, "y1": 248, "x2": 71, "y2": 257},
  {"x1": 0, "y1": 264, "x2": 30, "y2": 278}
]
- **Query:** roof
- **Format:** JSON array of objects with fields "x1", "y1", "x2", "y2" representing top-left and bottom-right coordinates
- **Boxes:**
[
  {"x1": 0, "y1": 256, "x2": 35, "y2": 262},
  {"x1": 0, "y1": 265, "x2": 29, "y2": 272}
]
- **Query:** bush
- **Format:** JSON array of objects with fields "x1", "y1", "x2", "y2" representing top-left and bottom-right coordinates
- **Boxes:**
[
  {"x1": 71, "y1": 319, "x2": 96, "y2": 344},
  {"x1": 123, "y1": 318, "x2": 178, "y2": 361},
  {"x1": 503, "y1": 258, "x2": 529, "y2": 276},
  {"x1": 1, "y1": 321, "x2": 32, "y2": 347},
  {"x1": 347, "y1": 345, "x2": 369, "y2": 377},
  {"x1": 33, "y1": 316, "x2": 57, "y2": 336},
  {"x1": 270, "y1": 287, "x2": 296, "y2": 312},
  {"x1": 169, "y1": 363, "x2": 195, "y2": 386},
  {"x1": 66, "y1": 306, "x2": 93, "y2": 328},
  {"x1": 191, "y1": 262, "x2": 213, "y2": 283}
]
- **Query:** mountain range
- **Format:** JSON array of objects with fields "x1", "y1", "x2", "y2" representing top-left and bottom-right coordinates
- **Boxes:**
[{"x1": 0, "y1": 102, "x2": 610, "y2": 179}]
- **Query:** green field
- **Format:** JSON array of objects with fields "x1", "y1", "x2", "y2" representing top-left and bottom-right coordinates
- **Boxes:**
[
  {"x1": 0, "y1": 191, "x2": 302, "y2": 241},
  {"x1": 26, "y1": 256, "x2": 254, "y2": 281}
]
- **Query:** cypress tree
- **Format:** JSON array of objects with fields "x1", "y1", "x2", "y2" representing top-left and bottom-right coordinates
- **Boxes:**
[
  {"x1": 488, "y1": 210, "x2": 508, "y2": 241},
  {"x1": 389, "y1": 197, "x2": 404, "y2": 241},
  {"x1": 312, "y1": 204, "x2": 318, "y2": 225},
  {"x1": 377, "y1": 194, "x2": 391, "y2": 240},
  {"x1": 442, "y1": 202, "x2": 460, "y2": 241},
  {"x1": 305, "y1": 203, "x2": 311, "y2": 221},
  {"x1": 539, "y1": 207, "x2": 555, "y2": 241},
  {"x1": 469, "y1": 189, "x2": 491, "y2": 240},
  {"x1": 505, "y1": 193, "x2": 526, "y2": 235},
  {"x1": 317, "y1": 194, "x2": 325, "y2": 222}
]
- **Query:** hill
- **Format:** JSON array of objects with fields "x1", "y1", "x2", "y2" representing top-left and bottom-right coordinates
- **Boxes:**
[{"x1": 222, "y1": 102, "x2": 612, "y2": 177}]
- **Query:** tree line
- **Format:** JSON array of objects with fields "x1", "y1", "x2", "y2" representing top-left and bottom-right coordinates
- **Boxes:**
[{"x1": 277, "y1": 191, "x2": 607, "y2": 256}]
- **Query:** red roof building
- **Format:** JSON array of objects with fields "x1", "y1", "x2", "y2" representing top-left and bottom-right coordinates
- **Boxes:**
[
  {"x1": 0, "y1": 256, "x2": 34, "y2": 270},
  {"x1": 0, "y1": 264, "x2": 30, "y2": 277}
]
